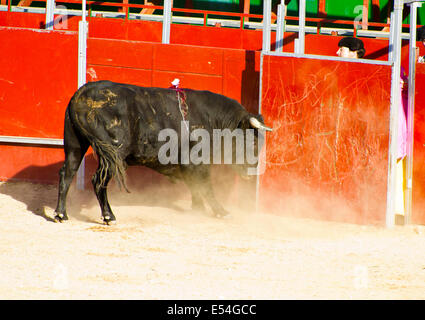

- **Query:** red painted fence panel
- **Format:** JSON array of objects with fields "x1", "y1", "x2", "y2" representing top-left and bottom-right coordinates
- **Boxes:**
[
  {"x1": 0, "y1": 28, "x2": 77, "y2": 138},
  {"x1": 0, "y1": 28, "x2": 77, "y2": 183},
  {"x1": 259, "y1": 55, "x2": 392, "y2": 225}
]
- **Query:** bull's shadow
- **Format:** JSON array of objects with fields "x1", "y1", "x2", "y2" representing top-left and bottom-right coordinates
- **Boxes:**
[
  {"x1": 0, "y1": 162, "x2": 63, "y2": 223},
  {"x1": 0, "y1": 157, "x2": 255, "y2": 223}
]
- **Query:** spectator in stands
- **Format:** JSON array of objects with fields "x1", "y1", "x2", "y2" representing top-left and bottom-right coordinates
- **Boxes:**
[{"x1": 336, "y1": 37, "x2": 366, "y2": 59}]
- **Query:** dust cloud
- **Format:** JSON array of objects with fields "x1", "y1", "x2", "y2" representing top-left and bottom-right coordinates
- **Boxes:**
[{"x1": 0, "y1": 170, "x2": 425, "y2": 299}]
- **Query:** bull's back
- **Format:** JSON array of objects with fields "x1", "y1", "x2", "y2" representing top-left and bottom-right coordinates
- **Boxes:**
[
  {"x1": 67, "y1": 81, "x2": 184, "y2": 156},
  {"x1": 67, "y1": 80, "x2": 248, "y2": 150}
]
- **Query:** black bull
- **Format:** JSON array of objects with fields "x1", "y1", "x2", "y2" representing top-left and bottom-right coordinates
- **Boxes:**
[{"x1": 54, "y1": 80, "x2": 272, "y2": 224}]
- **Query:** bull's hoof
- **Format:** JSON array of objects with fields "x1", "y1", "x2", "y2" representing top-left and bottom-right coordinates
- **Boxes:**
[
  {"x1": 103, "y1": 220, "x2": 117, "y2": 226},
  {"x1": 54, "y1": 213, "x2": 69, "y2": 223},
  {"x1": 214, "y1": 210, "x2": 230, "y2": 219},
  {"x1": 215, "y1": 214, "x2": 231, "y2": 219},
  {"x1": 102, "y1": 215, "x2": 117, "y2": 226}
]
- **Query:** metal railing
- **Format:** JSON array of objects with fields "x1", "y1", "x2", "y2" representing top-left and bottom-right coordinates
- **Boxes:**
[{"x1": 0, "y1": 0, "x2": 417, "y2": 38}]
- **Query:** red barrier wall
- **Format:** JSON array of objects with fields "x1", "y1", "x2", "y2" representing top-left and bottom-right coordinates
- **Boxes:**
[
  {"x1": 259, "y1": 55, "x2": 392, "y2": 225},
  {"x1": 1, "y1": 12, "x2": 425, "y2": 224},
  {"x1": 0, "y1": 28, "x2": 77, "y2": 183}
]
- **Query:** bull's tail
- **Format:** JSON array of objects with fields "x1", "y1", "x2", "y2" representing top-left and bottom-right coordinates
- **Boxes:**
[
  {"x1": 91, "y1": 139, "x2": 129, "y2": 193},
  {"x1": 67, "y1": 89, "x2": 129, "y2": 193}
]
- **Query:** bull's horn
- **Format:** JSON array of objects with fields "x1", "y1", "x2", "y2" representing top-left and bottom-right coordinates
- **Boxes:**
[{"x1": 249, "y1": 117, "x2": 273, "y2": 132}]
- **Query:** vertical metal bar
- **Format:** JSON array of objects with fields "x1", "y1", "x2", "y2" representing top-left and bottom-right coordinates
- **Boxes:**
[
  {"x1": 275, "y1": 3, "x2": 287, "y2": 53},
  {"x1": 256, "y1": 52, "x2": 265, "y2": 213},
  {"x1": 386, "y1": 0, "x2": 403, "y2": 228},
  {"x1": 405, "y1": 2, "x2": 420, "y2": 225},
  {"x1": 388, "y1": 11, "x2": 395, "y2": 61},
  {"x1": 162, "y1": 0, "x2": 172, "y2": 44},
  {"x1": 78, "y1": 0, "x2": 87, "y2": 93},
  {"x1": 362, "y1": 0, "x2": 369, "y2": 30},
  {"x1": 77, "y1": 0, "x2": 88, "y2": 190},
  {"x1": 82, "y1": 0, "x2": 86, "y2": 23},
  {"x1": 262, "y1": 0, "x2": 271, "y2": 53},
  {"x1": 78, "y1": 25, "x2": 87, "y2": 88},
  {"x1": 296, "y1": 0, "x2": 306, "y2": 54},
  {"x1": 45, "y1": 0, "x2": 55, "y2": 30}
]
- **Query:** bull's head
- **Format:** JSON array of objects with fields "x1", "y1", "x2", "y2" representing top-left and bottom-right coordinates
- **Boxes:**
[{"x1": 226, "y1": 114, "x2": 273, "y2": 179}]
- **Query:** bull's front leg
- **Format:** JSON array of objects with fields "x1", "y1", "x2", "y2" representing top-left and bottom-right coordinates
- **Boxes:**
[
  {"x1": 189, "y1": 188, "x2": 206, "y2": 212},
  {"x1": 181, "y1": 165, "x2": 229, "y2": 218},
  {"x1": 200, "y1": 181, "x2": 230, "y2": 218}
]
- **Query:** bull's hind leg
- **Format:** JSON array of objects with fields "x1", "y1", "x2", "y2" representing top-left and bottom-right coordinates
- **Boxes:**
[
  {"x1": 91, "y1": 165, "x2": 116, "y2": 225},
  {"x1": 55, "y1": 112, "x2": 89, "y2": 222}
]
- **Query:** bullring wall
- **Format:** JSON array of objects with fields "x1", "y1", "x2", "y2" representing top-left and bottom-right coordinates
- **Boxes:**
[{"x1": 1, "y1": 11, "x2": 425, "y2": 224}]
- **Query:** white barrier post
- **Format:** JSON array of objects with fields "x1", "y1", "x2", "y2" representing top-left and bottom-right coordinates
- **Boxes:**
[
  {"x1": 45, "y1": 0, "x2": 55, "y2": 30},
  {"x1": 386, "y1": 0, "x2": 404, "y2": 227},
  {"x1": 295, "y1": 0, "x2": 306, "y2": 54},
  {"x1": 405, "y1": 0, "x2": 424, "y2": 224},
  {"x1": 76, "y1": 0, "x2": 88, "y2": 190},
  {"x1": 162, "y1": 0, "x2": 172, "y2": 44},
  {"x1": 275, "y1": 3, "x2": 287, "y2": 52},
  {"x1": 262, "y1": 0, "x2": 271, "y2": 53}
]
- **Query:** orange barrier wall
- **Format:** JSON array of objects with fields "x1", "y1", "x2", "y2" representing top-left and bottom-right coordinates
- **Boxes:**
[{"x1": 260, "y1": 55, "x2": 392, "y2": 225}]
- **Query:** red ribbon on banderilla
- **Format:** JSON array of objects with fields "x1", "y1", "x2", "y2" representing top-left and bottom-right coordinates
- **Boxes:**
[{"x1": 170, "y1": 78, "x2": 189, "y2": 132}]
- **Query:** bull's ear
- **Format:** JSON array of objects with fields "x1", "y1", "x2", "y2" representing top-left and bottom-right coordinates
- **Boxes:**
[{"x1": 237, "y1": 116, "x2": 251, "y2": 130}]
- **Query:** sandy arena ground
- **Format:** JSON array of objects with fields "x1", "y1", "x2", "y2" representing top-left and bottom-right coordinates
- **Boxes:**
[{"x1": 0, "y1": 180, "x2": 425, "y2": 300}]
